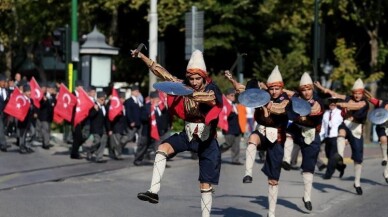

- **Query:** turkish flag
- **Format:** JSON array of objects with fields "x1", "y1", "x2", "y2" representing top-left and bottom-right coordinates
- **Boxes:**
[
  {"x1": 73, "y1": 87, "x2": 94, "y2": 127},
  {"x1": 4, "y1": 88, "x2": 31, "y2": 121},
  {"x1": 54, "y1": 84, "x2": 77, "y2": 123},
  {"x1": 150, "y1": 102, "x2": 160, "y2": 141},
  {"x1": 30, "y1": 77, "x2": 43, "y2": 108},
  {"x1": 108, "y1": 88, "x2": 123, "y2": 121},
  {"x1": 217, "y1": 95, "x2": 232, "y2": 131}
]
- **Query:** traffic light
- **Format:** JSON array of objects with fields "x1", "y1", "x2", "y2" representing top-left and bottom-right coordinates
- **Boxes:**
[{"x1": 52, "y1": 26, "x2": 70, "y2": 62}]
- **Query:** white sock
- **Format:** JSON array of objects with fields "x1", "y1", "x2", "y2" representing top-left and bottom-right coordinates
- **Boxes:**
[
  {"x1": 354, "y1": 163, "x2": 362, "y2": 187},
  {"x1": 303, "y1": 172, "x2": 313, "y2": 202},
  {"x1": 337, "y1": 137, "x2": 346, "y2": 158},
  {"x1": 283, "y1": 138, "x2": 293, "y2": 164},
  {"x1": 149, "y1": 152, "x2": 167, "y2": 193},
  {"x1": 384, "y1": 164, "x2": 388, "y2": 178},
  {"x1": 201, "y1": 189, "x2": 213, "y2": 217},
  {"x1": 245, "y1": 143, "x2": 257, "y2": 176},
  {"x1": 268, "y1": 184, "x2": 278, "y2": 217},
  {"x1": 381, "y1": 143, "x2": 388, "y2": 161}
]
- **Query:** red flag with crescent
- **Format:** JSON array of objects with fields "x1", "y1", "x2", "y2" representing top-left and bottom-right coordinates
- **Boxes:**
[
  {"x1": 150, "y1": 102, "x2": 160, "y2": 141},
  {"x1": 108, "y1": 88, "x2": 123, "y2": 121},
  {"x1": 73, "y1": 87, "x2": 94, "y2": 127},
  {"x1": 4, "y1": 87, "x2": 31, "y2": 121},
  {"x1": 217, "y1": 95, "x2": 232, "y2": 131},
  {"x1": 54, "y1": 84, "x2": 77, "y2": 123},
  {"x1": 30, "y1": 77, "x2": 43, "y2": 108}
]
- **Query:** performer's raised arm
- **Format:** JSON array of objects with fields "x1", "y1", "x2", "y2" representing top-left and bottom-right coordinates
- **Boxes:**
[
  {"x1": 224, "y1": 70, "x2": 246, "y2": 93},
  {"x1": 131, "y1": 50, "x2": 181, "y2": 82},
  {"x1": 314, "y1": 81, "x2": 346, "y2": 100}
]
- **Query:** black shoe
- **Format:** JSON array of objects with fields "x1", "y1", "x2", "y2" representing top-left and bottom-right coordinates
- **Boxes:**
[
  {"x1": 282, "y1": 161, "x2": 291, "y2": 171},
  {"x1": 27, "y1": 148, "x2": 35, "y2": 153},
  {"x1": 137, "y1": 191, "x2": 159, "y2": 204},
  {"x1": 220, "y1": 144, "x2": 231, "y2": 153},
  {"x1": 42, "y1": 145, "x2": 50, "y2": 150},
  {"x1": 384, "y1": 174, "x2": 388, "y2": 184},
  {"x1": 323, "y1": 174, "x2": 331, "y2": 180},
  {"x1": 354, "y1": 184, "x2": 363, "y2": 195},
  {"x1": 339, "y1": 164, "x2": 346, "y2": 178},
  {"x1": 19, "y1": 149, "x2": 29, "y2": 154},
  {"x1": 243, "y1": 175, "x2": 253, "y2": 183},
  {"x1": 114, "y1": 156, "x2": 124, "y2": 161},
  {"x1": 318, "y1": 164, "x2": 327, "y2": 171},
  {"x1": 70, "y1": 155, "x2": 83, "y2": 160},
  {"x1": 303, "y1": 198, "x2": 312, "y2": 211},
  {"x1": 231, "y1": 161, "x2": 244, "y2": 166},
  {"x1": 133, "y1": 161, "x2": 142, "y2": 166},
  {"x1": 95, "y1": 159, "x2": 107, "y2": 163},
  {"x1": 382, "y1": 160, "x2": 387, "y2": 166},
  {"x1": 0, "y1": 146, "x2": 7, "y2": 152}
]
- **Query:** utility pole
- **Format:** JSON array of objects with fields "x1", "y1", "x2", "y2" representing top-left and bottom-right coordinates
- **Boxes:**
[
  {"x1": 149, "y1": 0, "x2": 158, "y2": 91},
  {"x1": 70, "y1": 0, "x2": 79, "y2": 92},
  {"x1": 313, "y1": 0, "x2": 320, "y2": 81}
]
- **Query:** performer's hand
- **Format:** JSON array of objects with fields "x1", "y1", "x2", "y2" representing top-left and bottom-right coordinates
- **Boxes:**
[
  {"x1": 259, "y1": 82, "x2": 268, "y2": 90},
  {"x1": 94, "y1": 105, "x2": 99, "y2": 110},
  {"x1": 364, "y1": 89, "x2": 373, "y2": 99},
  {"x1": 313, "y1": 81, "x2": 325, "y2": 92},
  {"x1": 108, "y1": 131, "x2": 112, "y2": 136},
  {"x1": 300, "y1": 116, "x2": 306, "y2": 121},
  {"x1": 224, "y1": 70, "x2": 233, "y2": 80},
  {"x1": 130, "y1": 49, "x2": 142, "y2": 58}
]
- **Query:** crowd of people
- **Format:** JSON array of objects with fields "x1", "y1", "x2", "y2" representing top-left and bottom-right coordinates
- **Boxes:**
[
  {"x1": 0, "y1": 72, "x2": 171, "y2": 166},
  {"x1": 1, "y1": 48, "x2": 387, "y2": 217}
]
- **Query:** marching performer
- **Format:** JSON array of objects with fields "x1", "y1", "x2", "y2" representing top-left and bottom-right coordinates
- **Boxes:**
[
  {"x1": 283, "y1": 72, "x2": 324, "y2": 211},
  {"x1": 315, "y1": 78, "x2": 369, "y2": 195},
  {"x1": 226, "y1": 66, "x2": 290, "y2": 217},
  {"x1": 132, "y1": 48, "x2": 223, "y2": 217},
  {"x1": 364, "y1": 91, "x2": 388, "y2": 183}
]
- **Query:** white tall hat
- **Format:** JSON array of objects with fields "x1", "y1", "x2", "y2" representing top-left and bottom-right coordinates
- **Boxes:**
[
  {"x1": 352, "y1": 78, "x2": 364, "y2": 91},
  {"x1": 267, "y1": 65, "x2": 283, "y2": 87},
  {"x1": 299, "y1": 72, "x2": 313, "y2": 86},
  {"x1": 186, "y1": 50, "x2": 207, "y2": 73}
]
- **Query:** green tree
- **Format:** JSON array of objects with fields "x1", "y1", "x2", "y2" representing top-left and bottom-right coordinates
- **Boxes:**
[
  {"x1": 331, "y1": 38, "x2": 384, "y2": 91},
  {"x1": 252, "y1": 0, "x2": 315, "y2": 89}
]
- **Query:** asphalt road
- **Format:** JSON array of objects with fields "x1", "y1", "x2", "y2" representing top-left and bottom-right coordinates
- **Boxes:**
[{"x1": 0, "y1": 138, "x2": 387, "y2": 217}]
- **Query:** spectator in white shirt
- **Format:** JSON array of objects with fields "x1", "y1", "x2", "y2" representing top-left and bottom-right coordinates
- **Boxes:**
[{"x1": 321, "y1": 98, "x2": 345, "y2": 179}]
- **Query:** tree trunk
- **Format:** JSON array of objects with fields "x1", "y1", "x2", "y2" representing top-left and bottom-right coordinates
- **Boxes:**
[
  {"x1": 5, "y1": 49, "x2": 12, "y2": 78},
  {"x1": 364, "y1": 28, "x2": 379, "y2": 143}
]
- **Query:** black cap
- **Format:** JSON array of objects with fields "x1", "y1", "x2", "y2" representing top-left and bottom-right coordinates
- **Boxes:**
[
  {"x1": 75, "y1": 80, "x2": 84, "y2": 87},
  {"x1": 97, "y1": 91, "x2": 106, "y2": 98},
  {"x1": 131, "y1": 85, "x2": 139, "y2": 91},
  {"x1": 17, "y1": 80, "x2": 27, "y2": 87},
  {"x1": 149, "y1": 91, "x2": 160, "y2": 99},
  {"x1": 118, "y1": 91, "x2": 126, "y2": 99},
  {"x1": 0, "y1": 74, "x2": 6, "y2": 81},
  {"x1": 23, "y1": 84, "x2": 31, "y2": 92},
  {"x1": 40, "y1": 81, "x2": 48, "y2": 87},
  {"x1": 47, "y1": 82, "x2": 56, "y2": 88},
  {"x1": 85, "y1": 85, "x2": 96, "y2": 92},
  {"x1": 225, "y1": 88, "x2": 236, "y2": 95}
]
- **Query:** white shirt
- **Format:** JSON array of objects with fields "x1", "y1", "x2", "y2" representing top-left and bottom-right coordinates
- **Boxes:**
[
  {"x1": 131, "y1": 95, "x2": 143, "y2": 107},
  {"x1": 0, "y1": 88, "x2": 7, "y2": 101},
  {"x1": 246, "y1": 107, "x2": 254, "y2": 118},
  {"x1": 320, "y1": 107, "x2": 343, "y2": 139},
  {"x1": 227, "y1": 99, "x2": 238, "y2": 114}
]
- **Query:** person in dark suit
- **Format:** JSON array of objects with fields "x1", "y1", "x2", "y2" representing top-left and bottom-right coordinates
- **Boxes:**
[
  {"x1": 0, "y1": 73, "x2": 9, "y2": 151},
  {"x1": 108, "y1": 91, "x2": 128, "y2": 160},
  {"x1": 134, "y1": 91, "x2": 170, "y2": 166},
  {"x1": 124, "y1": 85, "x2": 143, "y2": 143},
  {"x1": 18, "y1": 84, "x2": 37, "y2": 154},
  {"x1": 70, "y1": 80, "x2": 85, "y2": 159},
  {"x1": 220, "y1": 88, "x2": 243, "y2": 165},
  {"x1": 86, "y1": 91, "x2": 108, "y2": 163},
  {"x1": 37, "y1": 82, "x2": 57, "y2": 149}
]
